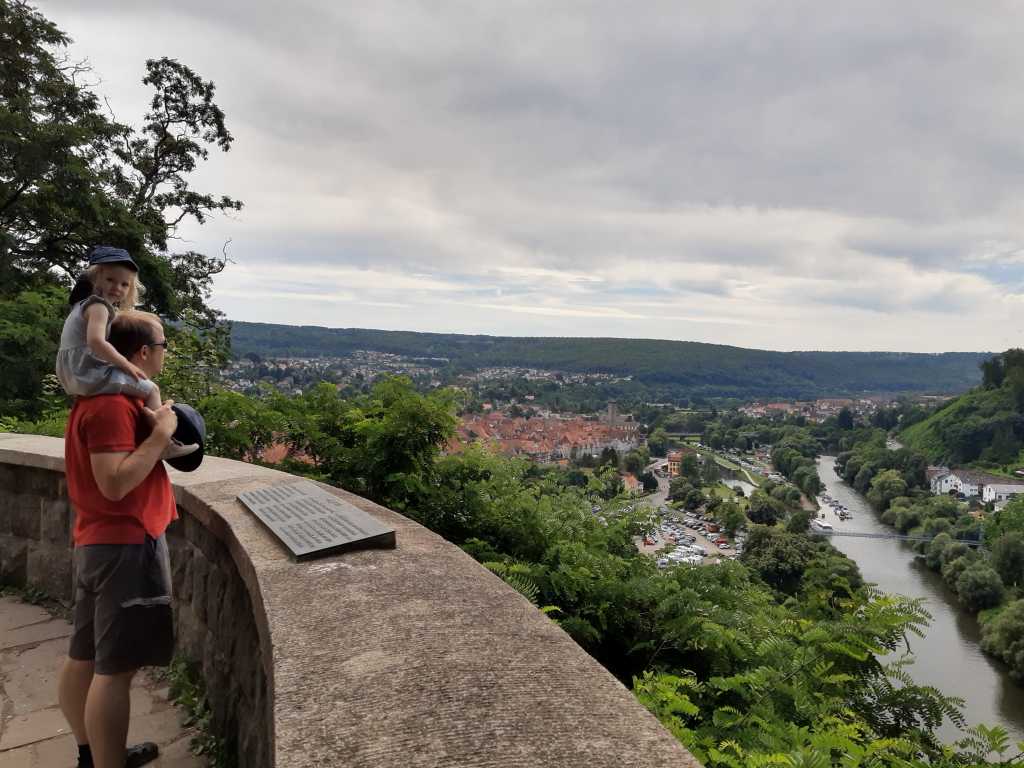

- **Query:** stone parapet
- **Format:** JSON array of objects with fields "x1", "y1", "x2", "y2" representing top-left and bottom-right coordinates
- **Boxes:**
[{"x1": 0, "y1": 432, "x2": 701, "y2": 767}]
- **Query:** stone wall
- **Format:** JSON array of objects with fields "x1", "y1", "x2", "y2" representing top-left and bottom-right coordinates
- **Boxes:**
[
  {"x1": 0, "y1": 462, "x2": 74, "y2": 602},
  {"x1": 0, "y1": 445, "x2": 272, "y2": 767},
  {"x1": 0, "y1": 433, "x2": 702, "y2": 768}
]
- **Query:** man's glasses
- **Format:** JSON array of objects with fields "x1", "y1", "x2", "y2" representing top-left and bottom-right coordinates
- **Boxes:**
[{"x1": 147, "y1": 340, "x2": 169, "y2": 349}]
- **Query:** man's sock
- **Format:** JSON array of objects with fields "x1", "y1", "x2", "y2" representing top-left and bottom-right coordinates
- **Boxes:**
[{"x1": 78, "y1": 743, "x2": 93, "y2": 767}]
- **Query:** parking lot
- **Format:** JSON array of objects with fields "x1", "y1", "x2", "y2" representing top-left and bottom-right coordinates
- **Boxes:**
[{"x1": 635, "y1": 507, "x2": 744, "y2": 568}]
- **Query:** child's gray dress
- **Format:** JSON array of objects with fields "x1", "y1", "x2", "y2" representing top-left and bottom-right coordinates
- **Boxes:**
[{"x1": 55, "y1": 295, "x2": 155, "y2": 399}]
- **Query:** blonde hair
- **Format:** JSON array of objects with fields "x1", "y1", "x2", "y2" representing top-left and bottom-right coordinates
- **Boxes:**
[{"x1": 85, "y1": 263, "x2": 145, "y2": 309}]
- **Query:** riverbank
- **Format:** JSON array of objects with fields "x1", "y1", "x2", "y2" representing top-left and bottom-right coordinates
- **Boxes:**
[{"x1": 816, "y1": 456, "x2": 1024, "y2": 745}]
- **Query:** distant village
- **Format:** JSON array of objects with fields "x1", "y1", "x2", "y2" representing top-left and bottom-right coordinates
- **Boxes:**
[
  {"x1": 224, "y1": 352, "x2": 1024, "y2": 510},
  {"x1": 450, "y1": 402, "x2": 642, "y2": 464},
  {"x1": 739, "y1": 395, "x2": 950, "y2": 423},
  {"x1": 222, "y1": 352, "x2": 630, "y2": 397}
]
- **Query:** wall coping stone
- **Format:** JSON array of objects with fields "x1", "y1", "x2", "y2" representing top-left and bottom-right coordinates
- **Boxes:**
[{"x1": 0, "y1": 433, "x2": 701, "y2": 768}]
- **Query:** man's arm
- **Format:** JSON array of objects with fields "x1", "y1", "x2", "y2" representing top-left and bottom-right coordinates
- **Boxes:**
[{"x1": 90, "y1": 401, "x2": 176, "y2": 502}]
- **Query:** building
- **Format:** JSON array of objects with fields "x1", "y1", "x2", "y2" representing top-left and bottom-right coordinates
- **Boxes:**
[
  {"x1": 929, "y1": 467, "x2": 1024, "y2": 500},
  {"x1": 622, "y1": 473, "x2": 642, "y2": 496},
  {"x1": 667, "y1": 450, "x2": 682, "y2": 478},
  {"x1": 982, "y1": 482, "x2": 1024, "y2": 504}
]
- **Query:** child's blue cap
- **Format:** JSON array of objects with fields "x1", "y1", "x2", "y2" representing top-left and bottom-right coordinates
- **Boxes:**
[{"x1": 88, "y1": 246, "x2": 138, "y2": 272}]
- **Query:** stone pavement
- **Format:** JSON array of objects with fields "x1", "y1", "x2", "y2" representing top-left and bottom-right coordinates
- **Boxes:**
[{"x1": 0, "y1": 597, "x2": 203, "y2": 768}]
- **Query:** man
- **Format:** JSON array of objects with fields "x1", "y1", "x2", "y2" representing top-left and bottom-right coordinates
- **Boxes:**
[{"x1": 58, "y1": 310, "x2": 178, "y2": 768}]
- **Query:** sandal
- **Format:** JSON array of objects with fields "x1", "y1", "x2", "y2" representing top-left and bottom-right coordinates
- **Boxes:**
[{"x1": 124, "y1": 742, "x2": 159, "y2": 768}]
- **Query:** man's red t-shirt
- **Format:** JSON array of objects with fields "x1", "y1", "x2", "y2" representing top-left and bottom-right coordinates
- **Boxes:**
[{"x1": 65, "y1": 394, "x2": 177, "y2": 546}]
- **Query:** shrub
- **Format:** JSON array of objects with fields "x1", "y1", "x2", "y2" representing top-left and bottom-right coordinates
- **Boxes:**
[
  {"x1": 941, "y1": 553, "x2": 978, "y2": 587},
  {"x1": 991, "y1": 532, "x2": 1024, "y2": 590},
  {"x1": 980, "y1": 599, "x2": 1024, "y2": 683},
  {"x1": 924, "y1": 533, "x2": 953, "y2": 570},
  {"x1": 956, "y1": 562, "x2": 1006, "y2": 613}
]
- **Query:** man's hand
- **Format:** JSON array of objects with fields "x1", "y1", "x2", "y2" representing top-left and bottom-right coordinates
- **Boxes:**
[
  {"x1": 93, "y1": 400, "x2": 177, "y2": 502},
  {"x1": 143, "y1": 400, "x2": 177, "y2": 440}
]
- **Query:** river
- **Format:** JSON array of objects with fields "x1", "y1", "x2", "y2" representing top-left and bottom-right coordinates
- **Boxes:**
[{"x1": 816, "y1": 456, "x2": 1024, "y2": 745}]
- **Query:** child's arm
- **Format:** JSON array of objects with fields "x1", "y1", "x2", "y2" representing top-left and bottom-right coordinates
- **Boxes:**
[{"x1": 84, "y1": 303, "x2": 147, "y2": 382}]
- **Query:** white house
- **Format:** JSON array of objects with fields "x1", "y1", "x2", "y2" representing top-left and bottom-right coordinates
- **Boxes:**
[
  {"x1": 931, "y1": 468, "x2": 1024, "y2": 500},
  {"x1": 983, "y1": 482, "x2": 1024, "y2": 504},
  {"x1": 930, "y1": 471, "x2": 957, "y2": 495}
]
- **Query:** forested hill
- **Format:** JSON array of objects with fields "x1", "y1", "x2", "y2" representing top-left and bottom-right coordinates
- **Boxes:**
[
  {"x1": 231, "y1": 321, "x2": 988, "y2": 400},
  {"x1": 899, "y1": 349, "x2": 1024, "y2": 466}
]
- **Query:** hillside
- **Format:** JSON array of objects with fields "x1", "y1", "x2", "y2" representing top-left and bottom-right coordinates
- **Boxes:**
[
  {"x1": 231, "y1": 322, "x2": 987, "y2": 402},
  {"x1": 899, "y1": 351, "x2": 1024, "y2": 468}
]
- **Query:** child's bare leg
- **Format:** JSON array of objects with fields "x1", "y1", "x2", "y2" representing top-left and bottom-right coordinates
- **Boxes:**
[{"x1": 144, "y1": 382, "x2": 162, "y2": 412}]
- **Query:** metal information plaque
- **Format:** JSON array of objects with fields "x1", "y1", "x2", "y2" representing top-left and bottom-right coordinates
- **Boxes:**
[{"x1": 237, "y1": 481, "x2": 396, "y2": 561}]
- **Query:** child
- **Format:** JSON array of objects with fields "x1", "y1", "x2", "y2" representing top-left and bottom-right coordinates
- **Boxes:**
[{"x1": 56, "y1": 246, "x2": 197, "y2": 460}]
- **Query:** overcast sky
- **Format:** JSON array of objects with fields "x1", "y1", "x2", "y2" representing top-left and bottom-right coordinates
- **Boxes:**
[{"x1": 39, "y1": 1, "x2": 1024, "y2": 352}]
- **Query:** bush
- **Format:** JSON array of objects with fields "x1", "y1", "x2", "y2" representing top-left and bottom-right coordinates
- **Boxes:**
[
  {"x1": 980, "y1": 599, "x2": 1024, "y2": 683},
  {"x1": 924, "y1": 533, "x2": 953, "y2": 570},
  {"x1": 942, "y1": 555, "x2": 976, "y2": 587},
  {"x1": 956, "y1": 562, "x2": 1006, "y2": 612},
  {"x1": 991, "y1": 532, "x2": 1024, "y2": 590}
]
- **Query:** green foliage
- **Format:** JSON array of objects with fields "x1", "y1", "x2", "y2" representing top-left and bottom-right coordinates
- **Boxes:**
[
  {"x1": 746, "y1": 491, "x2": 784, "y2": 526},
  {"x1": 280, "y1": 377, "x2": 458, "y2": 512},
  {"x1": 990, "y1": 532, "x2": 1024, "y2": 590},
  {"x1": 900, "y1": 351, "x2": 1024, "y2": 466},
  {"x1": 718, "y1": 502, "x2": 747, "y2": 537},
  {"x1": 980, "y1": 599, "x2": 1024, "y2": 683},
  {"x1": 0, "y1": 285, "x2": 66, "y2": 416},
  {"x1": 985, "y1": 498, "x2": 1024, "y2": 542},
  {"x1": 633, "y1": 584, "x2": 968, "y2": 768},
  {"x1": 867, "y1": 470, "x2": 908, "y2": 512},
  {"x1": 158, "y1": 320, "x2": 233, "y2": 404},
  {"x1": 771, "y1": 430, "x2": 824, "y2": 498},
  {"x1": 786, "y1": 509, "x2": 811, "y2": 534},
  {"x1": 0, "y1": 1, "x2": 242, "y2": 418},
  {"x1": 835, "y1": 432, "x2": 929, "y2": 512},
  {"x1": 955, "y1": 562, "x2": 1006, "y2": 613},
  {"x1": 160, "y1": 656, "x2": 235, "y2": 767},
  {"x1": 198, "y1": 390, "x2": 284, "y2": 462}
]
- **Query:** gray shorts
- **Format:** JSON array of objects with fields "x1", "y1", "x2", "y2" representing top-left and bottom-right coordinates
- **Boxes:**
[{"x1": 70, "y1": 535, "x2": 174, "y2": 675}]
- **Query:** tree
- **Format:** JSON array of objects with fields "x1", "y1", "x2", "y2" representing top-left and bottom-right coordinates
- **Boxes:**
[
  {"x1": 647, "y1": 427, "x2": 669, "y2": 455},
  {"x1": 198, "y1": 390, "x2": 284, "y2": 462},
  {"x1": 866, "y1": 469, "x2": 907, "y2": 511},
  {"x1": 980, "y1": 598, "x2": 1024, "y2": 683},
  {"x1": 956, "y1": 562, "x2": 1005, "y2": 613},
  {"x1": 678, "y1": 453, "x2": 701, "y2": 483},
  {"x1": 1, "y1": 2, "x2": 242, "y2": 414},
  {"x1": 746, "y1": 491, "x2": 782, "y2": 526},
  {"x1": 639, "y1": 471, "x2": 659, "y2": 493},
  {"x1": 719, "y1": 502, "x2": 747, "y2": 536},
  {"x1": 623, "y1": 450, "x2": 645, "y2": 474},
  {"x1": 980, "y1": 355, "x2": 1006, "y2": 389},
  {"x1": 924, "y1": 532, "x2": 953, "y2": 570},
  {"x1": 985, "y1": 498, "x2": 1024, "y2": 541},
  {"x1": 991, "y1": 532, "x2": 1024, "y2": 590},
  {"x1": 740, "y1": 526, "x2": 815, "y2": 594},
  {"x1": 785, "y1": 509, "x2": 811, "y2": 534},
  {"x1": 668, "y1": 477, "x2": 692, "y2": 501},
  {"x1": 837, "y1": 407, "x2": 854, "y2": 430}
]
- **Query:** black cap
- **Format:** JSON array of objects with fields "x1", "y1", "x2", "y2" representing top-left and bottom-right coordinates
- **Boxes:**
[
  {"x1": 166, "y1": 403, "x2": 206, "y2": 472},
  {"x1": 88, "y1": 245, "x2": 138, "y2": 272}
]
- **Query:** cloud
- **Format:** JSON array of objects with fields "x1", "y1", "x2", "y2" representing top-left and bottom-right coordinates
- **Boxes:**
[{"x1": 36, "y1": 0, "x2": 1024, "y2": 351}]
